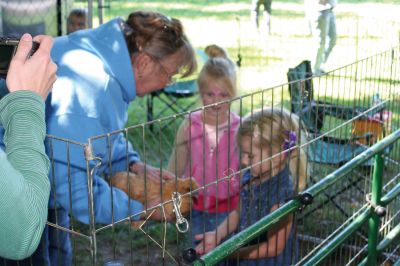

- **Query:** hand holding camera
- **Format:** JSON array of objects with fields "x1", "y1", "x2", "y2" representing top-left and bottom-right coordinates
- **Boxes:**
[
  {"x1": 0, "y1": 35, "x2": 39, "y2": 79},
  {"x1": 1, "y1": 34, "x2": 57, "y2": 100}
]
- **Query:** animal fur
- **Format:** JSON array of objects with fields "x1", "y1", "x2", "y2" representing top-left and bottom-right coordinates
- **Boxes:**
[{"x1": 111, "y1": 172, "x2": 198, "y2": 221}]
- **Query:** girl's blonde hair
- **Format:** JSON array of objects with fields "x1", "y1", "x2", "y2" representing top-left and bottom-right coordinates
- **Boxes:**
[
  {"x1": 205, "y1": 44, "x2": 229, "y2": 59},
  {"x1": 197, "y1": 45, "x2": 236, "y2": 98},
  {"x1": 237, "y1": 107, "x2": 308, "y2": 191}
]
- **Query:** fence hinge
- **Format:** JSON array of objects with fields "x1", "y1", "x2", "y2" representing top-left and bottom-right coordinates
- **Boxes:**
[{"x1": 84, "y1": 143, "x2": 96, "y2": 161}]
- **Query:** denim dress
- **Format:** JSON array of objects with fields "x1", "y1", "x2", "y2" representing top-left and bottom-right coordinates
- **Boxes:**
[{"x1": 227, "y1": 166, "x2": 298, "y2": 266}]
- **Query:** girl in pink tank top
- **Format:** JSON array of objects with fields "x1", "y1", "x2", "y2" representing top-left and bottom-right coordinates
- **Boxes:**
[{"x1": 168, "y1": 46, "x2": 240, "y2": 245}]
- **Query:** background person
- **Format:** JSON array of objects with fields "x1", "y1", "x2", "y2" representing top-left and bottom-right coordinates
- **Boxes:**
[
  {"x1": 66, "y1": 8, "x2": 88, "y2": 34},
  {"x1": 305, "y1": 0, "x2": 337, "y2": 74},
  {"x1": 0, "y1": 33, "x2": 57, "y2": 260},
  {"x1": 251, "y1": 0, "x2": 272, "y2": 34}
]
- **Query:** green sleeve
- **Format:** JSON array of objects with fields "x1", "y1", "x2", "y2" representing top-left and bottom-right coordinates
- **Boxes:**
[{"x1": 0, "y1": 90, "x2": 50, "y2": 260}]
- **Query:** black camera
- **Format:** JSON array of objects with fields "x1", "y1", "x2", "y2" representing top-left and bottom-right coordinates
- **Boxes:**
[
  {"x1": 0, "y1": 37, "x2": 39, "y2": 80},
  {"x1": 0, "y1": 37, "x2": 39, "y2": 99}
]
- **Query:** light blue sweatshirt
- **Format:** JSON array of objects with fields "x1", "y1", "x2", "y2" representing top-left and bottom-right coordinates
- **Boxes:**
[{"x1": 47, "y1": 18, "x2": 143, "y2": 224}]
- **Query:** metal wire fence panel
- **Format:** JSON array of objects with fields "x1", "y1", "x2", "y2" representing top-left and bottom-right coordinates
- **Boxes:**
[
  {"x1": 0, "y1": 135, "x2": 96, "y2": 265},
  {"x1": 121, "y1": 46, "x2": 385, "y2": 265},
  {"x1": 1, "y1": 45, "x2": 399, "y2": 265}
]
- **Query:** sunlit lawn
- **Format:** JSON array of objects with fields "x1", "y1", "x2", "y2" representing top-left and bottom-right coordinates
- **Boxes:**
[{"x1": 77, "y1": 0, "x2": 400, "y2": 92}]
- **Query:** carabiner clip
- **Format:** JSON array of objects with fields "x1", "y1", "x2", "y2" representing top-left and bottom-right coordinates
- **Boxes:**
[{"x1": 172, "y1": 192, "x2": 189, "y2": 233}]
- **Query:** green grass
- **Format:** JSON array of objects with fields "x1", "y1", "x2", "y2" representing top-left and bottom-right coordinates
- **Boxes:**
[{"x1": 72, "y1": 221, "x2": 188, "y2": 265}]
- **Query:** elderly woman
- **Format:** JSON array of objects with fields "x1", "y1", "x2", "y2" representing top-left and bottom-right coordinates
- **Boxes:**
[{"x1": 5, "y1": 11, "x2": 197, "y2": 265}]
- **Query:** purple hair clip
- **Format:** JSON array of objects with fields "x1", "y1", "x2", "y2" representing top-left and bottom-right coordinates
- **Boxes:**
[{"x1": 283, "y1": 130, "x2": 297, "y2": 151}]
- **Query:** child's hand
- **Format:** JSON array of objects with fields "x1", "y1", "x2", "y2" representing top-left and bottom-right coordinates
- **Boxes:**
[
  {"x1": 195, "y1": 231, "x2": 220, "y2": 255},
  {"x1": 130, "y1": 162, "x2": 174, "y2": 182}
]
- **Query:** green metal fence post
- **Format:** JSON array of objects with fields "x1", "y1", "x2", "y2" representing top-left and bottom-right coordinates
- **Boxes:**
[{"x1": 367, "y1": 152, "x2": 384, "y2": 266}]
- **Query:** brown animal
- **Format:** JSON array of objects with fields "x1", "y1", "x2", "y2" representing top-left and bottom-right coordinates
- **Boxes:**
[{"x1": 111, "y1": 172, "x2": 198, "y2": 221}]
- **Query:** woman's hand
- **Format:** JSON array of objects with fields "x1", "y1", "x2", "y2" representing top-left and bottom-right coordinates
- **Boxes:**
[
  {"x1": 130, "y1": 161, "x2": 174, "y2": 182},
  {"x1": 195, "y1": 231, "x2": 221, "y2": 255}
]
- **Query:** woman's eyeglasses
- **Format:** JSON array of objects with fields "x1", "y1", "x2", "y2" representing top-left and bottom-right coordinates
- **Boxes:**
[{"x1": 147, "y1": 54, "x2": 178, "y2": 86}]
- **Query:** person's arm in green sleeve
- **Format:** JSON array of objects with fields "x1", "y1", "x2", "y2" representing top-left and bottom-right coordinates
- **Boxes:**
[{"x1": 0, "y1": 33, "x2": 57, "y2": 260}]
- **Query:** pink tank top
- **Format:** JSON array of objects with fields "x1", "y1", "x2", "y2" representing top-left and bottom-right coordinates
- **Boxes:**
[{"x1": 184, "y1": 111, "x2": 240, "y2": 213}]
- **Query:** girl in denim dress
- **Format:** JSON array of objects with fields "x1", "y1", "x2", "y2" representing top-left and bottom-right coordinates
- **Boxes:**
[{"x1": 195, "y1": 107, "x2": 307, "y2": 265}]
